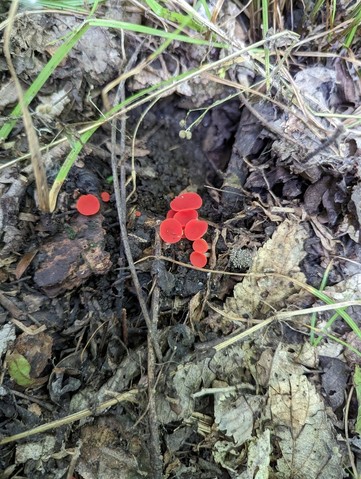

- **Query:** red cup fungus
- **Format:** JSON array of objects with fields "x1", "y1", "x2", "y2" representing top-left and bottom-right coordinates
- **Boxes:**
[
  {"x1": 166, "y1": 210, "x2": 176, "y2": 219},
  {"x1": 160, "y1": 191, "x2": 208, "y2": 267},
  {"x1": 101, "y1": 191, "x2": 110, "y2": 202},
  {"x1": 190, "y1": 251, "x2": 207, "y2": 268},
  {"x1": 159, "y1": 218, "x2": 183, "y2": 244},
  {"x1": 170, "y1": 192, "x2": 202, "y2": 211},
  {"x1": 192, "y1": 238, "x2": 209, "y2": 254},
  {"x1": 184, "y1": 219, "x2": 208, "y2": 241},
  {"x1": 76, "y1": 194, "x2": 100, "y2": 216},
  {"x1": 173, "y1": 209, "x2": 198, "y2": 226}
]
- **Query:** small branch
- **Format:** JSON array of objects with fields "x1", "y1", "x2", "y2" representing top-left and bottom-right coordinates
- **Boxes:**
[
  {"x1": 147, "y1": 229, "x2": 163, "y2": 478},
  {"x1": 110, "y1": 51, "x2": 162, "y2": 362}
]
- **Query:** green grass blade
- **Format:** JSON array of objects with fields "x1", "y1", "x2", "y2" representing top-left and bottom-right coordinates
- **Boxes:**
[
  {"x1": 0, "y1": 20, "x2": 91, "y2": 140},
  {"x1": 310, "y1": 0, "x2": 325, "y2": 22},
  {"x1": 197, "y1": 0, "x2": 211, "y2": 19},
  {"x1": 144, "y1": 0, "x2": 206, "y2": 32},
  {"x1": 87, "y1": 19, "x2": 225, "y2": 46},
  {"x1": 0, "y1": 17, "x2": 226, "y2": 142},
  {"x1": 309, "y1": 327, "x2": 361, "y2": 360},
  {"x1": 306, "y1": 284, "x2": 361, "y2": 340},
  {"x1": 20, "y1": 0, "x2": 103, "y2": 12}
]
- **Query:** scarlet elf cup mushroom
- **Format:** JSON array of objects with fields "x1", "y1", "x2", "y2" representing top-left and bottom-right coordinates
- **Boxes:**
[
  {"x1": 76, "y1": 194, "x2": 100, "y2": 216},
  {"x1": 159, "y1": 192, "x2": 209, "y2": 267}
]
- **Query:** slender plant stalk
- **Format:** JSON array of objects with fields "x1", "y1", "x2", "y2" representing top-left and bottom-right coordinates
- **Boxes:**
[{"x1": 4, "y1": 0, "x2": 49, "y2": 212}]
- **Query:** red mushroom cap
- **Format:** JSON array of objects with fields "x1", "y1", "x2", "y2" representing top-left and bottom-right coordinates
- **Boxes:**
[
  {"x1": 192, "y1": 238, "x2": 209, "y2": 254},
  {"x1": 160, "y1": 218, "x2": 183, "y2": 244},
  {"x1": 170, "y1": 192, "x2": 202, "y2": 211},
  {"x1": 184, "y1": 219, "x2": 208, "y2": 241},
  {"x1": 173, "y1": 209, "x2": 198, "y2": 226},
  {"x1": 166, "y1": 210, "x2": 176, "y2": 219},
  {"x1": 76, "y1": 194, "x2": 100, "y2": 216},
  {"x1": 100, "y1": 191, "x2": 110, "y2": 202},
  {"x1": 190, "y1": 251, "x2": 207, "y2": 268}
]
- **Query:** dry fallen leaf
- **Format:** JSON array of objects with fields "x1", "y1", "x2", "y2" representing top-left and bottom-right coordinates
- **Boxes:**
[
  {"x1": 225, "y1": 220, "x2": 308, "y2": 318},
  {"x1": 268, "y1": 344, "x2": 345, "y2": 479},
  {"x1": 15, "y1": 249, "x2": 38, "y2": 280}
]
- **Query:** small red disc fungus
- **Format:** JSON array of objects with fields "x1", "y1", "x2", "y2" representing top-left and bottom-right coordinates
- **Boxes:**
[
  {"x1": 76, "y1": 194, "x2": 100, "y2": 216},
  {"x1": 190, "y1": 251, "x2": 207, "y2": 268},
  {"x1": 192, "y1": 238, "x2": 209, "y2": 254},
  {"x1": 160, "y1": 218, "x2": 183, "y2": 244},
  {"x1": 173, "y1": 209, "x2": 198, "y2": 226},
  {"x1": 135, "y1": 210, "x2": 142, "y2": 217},
  {"x1": 101, "y1": 191, "x2": 110, "y2": 202},
  {"x1": 166, "y1": 210, "x2": 176, "y2": 219},
  {"x1": 170, "y1": 192, "x2": 202, "y2": 211},
  {"x1": 184, "y1": 219, "x2": 208, "y2": 241}
]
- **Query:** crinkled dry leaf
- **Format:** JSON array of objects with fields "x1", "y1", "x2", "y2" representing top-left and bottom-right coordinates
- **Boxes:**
[
  {"x1": 0, "y1": 323, "x2": 15, "y2": 356},
  {"x1": 268, "y1": 344, "x2": 345, "y2": 479},
  {"x1": 213, "y1": 439, "x2": 244, "y2": 472},
  {"x1": 225, "y1": 220, "x2": 308, "y2": 318},
  {"x1": 16, "y1": 435, "x2": 56, "y2": 464},
  {"x1": 317, "y1": 273, "x2": 361, "y2": 329},
  {"x1": 214, "y1": 393, "x2": 264, "y2": 446},
  {"x1": 156, "y1": 357, "x2": 216, "y2": 424},
  {"x1": 239, "y1": 429, "x2": 271, "y2": 479}
]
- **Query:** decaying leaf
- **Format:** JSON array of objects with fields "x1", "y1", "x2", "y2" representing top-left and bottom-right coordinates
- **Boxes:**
[
  {"x1": 0, "y1": 323, "x2": 16, "y2": 357},
  {"x1": 15, "y1": 249, "x2": 38, "y2": 280},
  {"x1": 7, "y1": 331, "x2": 53, "y2": 388},
  {"x1": 36, "y1": 89, "x2": 70, "y2": 120},
  {"x1": 268, "y1": 344, "x2": 345, "y2": 479},
  {"x1": 214, "y1": 392, "x2": 264, "y2": 446},
  {"x1": 225, "y1": 220, "x2": 308, "y2": 318},
  {"x1": 16, "y1": 435, "x2": 56, "y2": 464},
  {"x1": 239, "y1": 429, "x2": 271, "y2": 479}
]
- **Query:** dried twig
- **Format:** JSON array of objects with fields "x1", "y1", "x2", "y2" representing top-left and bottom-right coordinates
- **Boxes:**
[
  {"x1": 146, "y1": 228, "x2": 163, "y2": 478},
  {"x1": 109, "y1": 53, "x2": 163, "y2": 362}
]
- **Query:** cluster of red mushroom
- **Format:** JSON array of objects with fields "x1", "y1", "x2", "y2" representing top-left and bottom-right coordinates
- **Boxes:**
[
  {"x1": 76, "y1": 192, "x2": 110, "y2": 216},
  {"x1": 160, "y1": 192, "x2": 209, "y2": 268}
]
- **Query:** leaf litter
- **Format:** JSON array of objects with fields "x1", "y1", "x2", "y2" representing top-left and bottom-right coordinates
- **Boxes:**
[{"x1": 1, "y1": 1, "x2": 361, "y2": 478}]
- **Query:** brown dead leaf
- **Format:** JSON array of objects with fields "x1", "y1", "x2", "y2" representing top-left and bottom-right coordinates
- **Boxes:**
[
  {"x1": 189, "y1": 291, "x2": 203, "y2": 324},
  {"x1": 15, "y1": 330, "x2": 53, "y2": 378},
  {"x1": 15, "y1": 250, "x2": 38, "y2": 280},
  {"x1": 268, "y1": 344, "x2": 345, "y2": 479}
]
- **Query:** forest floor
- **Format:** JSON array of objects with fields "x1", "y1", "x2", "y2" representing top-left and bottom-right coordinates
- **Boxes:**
[{"x1": 1, "y1": 1, "x2": 361, "y2": 478}]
